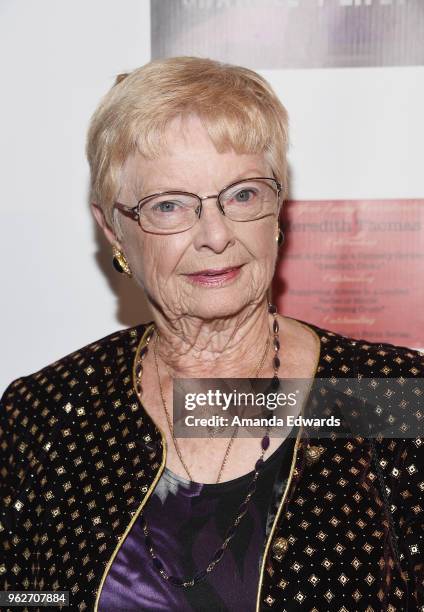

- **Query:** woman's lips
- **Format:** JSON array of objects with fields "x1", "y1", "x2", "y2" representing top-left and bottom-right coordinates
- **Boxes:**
[{"x1": 184, "y1": 266, "x2": 243, "y2": 287}]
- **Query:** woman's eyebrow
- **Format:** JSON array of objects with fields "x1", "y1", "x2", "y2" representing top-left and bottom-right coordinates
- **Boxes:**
[
  {"x1": 137, "y1": 170, "x2": 269, "y2": 197},
  {"x1": 229, "y1": 169, "x2": 269, "y2": 182}
]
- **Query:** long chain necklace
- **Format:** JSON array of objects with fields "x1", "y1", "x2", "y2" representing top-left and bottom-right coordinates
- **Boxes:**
[
  {"x1": 153, "y1": 325, "x2": 271, "y2": 482},
  {"x1": 134, "y1": 302, "x2": 281, "y2": 588}
]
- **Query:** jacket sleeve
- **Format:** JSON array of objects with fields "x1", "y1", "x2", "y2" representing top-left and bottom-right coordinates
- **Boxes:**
[
  {"x1": 0, "y1": 378, "x2": 26, "y2": 509},
  {"x1": 388, "y1": 348, "x2": 424, "y2": 608},
  {"x1": 1, "y1": 378, "x2": 22, "y2": 586},
  {"x1": 360, "y1": 343, "x2": 424, "y2": 608},
  {"x1": 0, "y1": 376, "x2": 37, "y2": 592},
  {"x1": 394, "y1": 435, "x2": 424, "y2": 608}
]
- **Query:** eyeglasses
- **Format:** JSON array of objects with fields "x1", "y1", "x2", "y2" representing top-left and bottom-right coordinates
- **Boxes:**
[{"x1": 114, "y1": 176, "x2": 282, "y2": 235}]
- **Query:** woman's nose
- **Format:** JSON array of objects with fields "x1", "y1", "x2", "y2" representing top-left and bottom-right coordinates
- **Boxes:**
[{"x1": 192, "y1": 197, "x2": 235, "y2": 253}]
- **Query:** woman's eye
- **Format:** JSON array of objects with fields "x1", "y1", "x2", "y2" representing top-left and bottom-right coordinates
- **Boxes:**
[
  {"x1": 152, "y1": 200, "x2": 178, "y2": 213},
  {"x1": 234, "y1": 189, "x2": 256, "y2": 203}
]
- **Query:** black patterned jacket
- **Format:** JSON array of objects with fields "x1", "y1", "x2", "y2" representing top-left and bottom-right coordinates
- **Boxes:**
[{"x1": 1, "y1": 320, "x2": 423, "y2": 612}]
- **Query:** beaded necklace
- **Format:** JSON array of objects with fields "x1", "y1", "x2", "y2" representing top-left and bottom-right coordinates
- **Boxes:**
[{"x1": 134, "y1": 302, "x2": 281, "y2": 588}]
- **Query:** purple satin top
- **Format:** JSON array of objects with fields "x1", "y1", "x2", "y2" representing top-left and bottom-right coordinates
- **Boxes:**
[{"x1": 98, "y1": 435, "x2": 294, "y2": 611}]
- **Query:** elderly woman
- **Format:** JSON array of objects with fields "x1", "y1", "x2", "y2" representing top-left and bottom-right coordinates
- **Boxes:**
[{"x1": 1, "y1": 57, "x2": 423, "y2": 612}]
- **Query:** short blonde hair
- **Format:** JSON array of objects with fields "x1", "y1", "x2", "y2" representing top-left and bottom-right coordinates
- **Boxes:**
[{"x1": 86, "y1": 56, "x2": 289, "y2": 234}]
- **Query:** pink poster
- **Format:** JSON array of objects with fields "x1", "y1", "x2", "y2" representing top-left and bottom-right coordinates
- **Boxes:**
[{"x1": 275, "y1": 199, "x2": 424, "y2": 348}]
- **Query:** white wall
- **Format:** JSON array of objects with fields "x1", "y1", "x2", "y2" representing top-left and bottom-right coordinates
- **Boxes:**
[
  {"x1": 1, "y1": 0, "x2": 423, "y2": 392},
  {"x1": 264, "y1": 67, "x2": 424, "y2": 201},
  {"x1": 1, "y1": 0, "x2": 152, "y2": 392}
]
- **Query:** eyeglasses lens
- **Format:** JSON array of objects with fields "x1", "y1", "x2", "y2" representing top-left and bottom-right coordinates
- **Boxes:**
[{"x1": 139, "y1": 179, "x2": 278, "y2": 234}]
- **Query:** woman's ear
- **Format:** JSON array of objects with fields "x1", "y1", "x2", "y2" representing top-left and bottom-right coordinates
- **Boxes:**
[{"x1": 91, "y1": 203, "x2": 122, "y2": 249}]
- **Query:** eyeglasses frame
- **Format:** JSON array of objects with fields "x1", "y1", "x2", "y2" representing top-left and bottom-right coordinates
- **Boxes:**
[{"x1": 113, "y1": 176, "x2": 283, "y2": 233}]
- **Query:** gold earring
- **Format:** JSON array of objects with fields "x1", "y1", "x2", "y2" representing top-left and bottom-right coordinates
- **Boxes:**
[
  {"x1": 112, "y1": 246, "x2": 132, "y2": 277},
  {"x1": 276, "y1": 227, "x2": 284, "y2": 246}
]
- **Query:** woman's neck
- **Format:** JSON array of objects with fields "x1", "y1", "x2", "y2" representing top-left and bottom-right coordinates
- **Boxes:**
[{"x1": 150, "y1": 299, "x2": 272, "y2": 378}]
